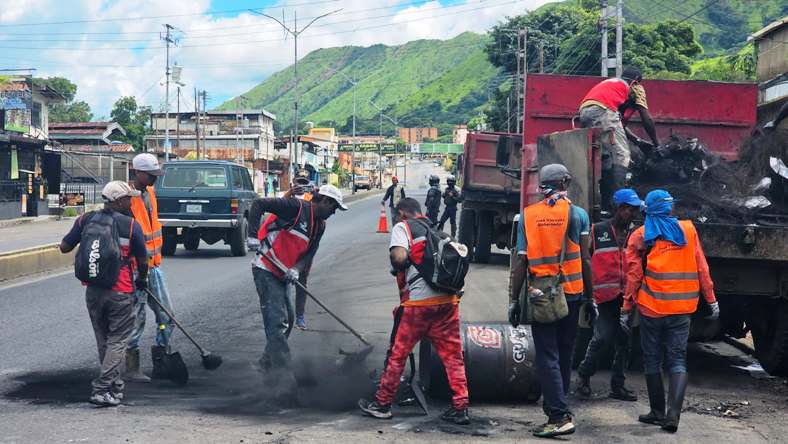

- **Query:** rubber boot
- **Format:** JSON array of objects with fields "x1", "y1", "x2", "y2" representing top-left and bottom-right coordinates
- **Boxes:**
[
  {"x1": 661, "y1": 372, "x2": 688, "y2": 433},
  {"x1": 125, "y1": 348, "x2": 150, "y2": 383},
  {"x1": 151, "y1": 346, "x2": 168, "y2": 380},
  {"x1": 638, "y1": 373, "x2": 665, "y2": 425}
]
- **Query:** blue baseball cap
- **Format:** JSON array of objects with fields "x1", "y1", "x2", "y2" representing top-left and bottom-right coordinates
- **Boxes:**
[{"x1": 613, "y1": 188, "x2": 643, "y2": 208}]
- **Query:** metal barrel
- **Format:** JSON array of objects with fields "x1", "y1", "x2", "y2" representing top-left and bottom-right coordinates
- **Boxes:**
[{"x1": 418, "y1": 322, "x2": 541, "y2": 403}]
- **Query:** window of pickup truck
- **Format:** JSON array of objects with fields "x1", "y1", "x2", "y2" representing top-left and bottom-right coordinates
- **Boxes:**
[{"x1": 162, "y1": 166, "x2": 228, "y2": 189}]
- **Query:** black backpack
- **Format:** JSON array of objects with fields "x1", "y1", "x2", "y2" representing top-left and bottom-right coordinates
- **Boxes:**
[
  {"x1": 74, "y1": 211, "x2": 125, "y2": 288},
  {"x1": 409, "y1": 219, "x2": 471, "y2": 294}
]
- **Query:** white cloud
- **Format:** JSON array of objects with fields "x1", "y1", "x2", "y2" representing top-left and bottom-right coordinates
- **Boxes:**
[{"x1": 0, "y1": 0, "x2": 555, "y2": 118}]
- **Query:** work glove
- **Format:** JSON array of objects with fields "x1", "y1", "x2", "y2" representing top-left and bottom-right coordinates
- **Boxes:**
[
  {"x1": 508, "y1": 301, "x2": 521, "y2": 328},
  {"x1": 619, "y1": 309, "x2": 631, "y2": 335},
  {"x1": 706, "y1": 301, "x2": 720, "y2": 321},
  {"x1": 135, "y1": 276, "x2": 148, "y2": 291},
  {"x1": 764, "y1": 120, "x2": 775, "y2": 131},
  {"x1": 284, "y1": 268, "x2": 300, "y2": 284},
  {"x1": 247, "y1": 236, "x2": 260, "y2": 251}
]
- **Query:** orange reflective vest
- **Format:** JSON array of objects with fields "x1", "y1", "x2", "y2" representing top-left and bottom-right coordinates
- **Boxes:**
[
  {"x1": 255, "y1": 200, "x2": 315, "y2": 280},
  {"x1": 524, "y1": 199, "x2": 584, "y2": 295},
  {"x1": 130, "y1": 186, "x2": 163, "y2": 267},
  {"x1": 636, "y1": 221, "x2": 701, "y2": 315}
]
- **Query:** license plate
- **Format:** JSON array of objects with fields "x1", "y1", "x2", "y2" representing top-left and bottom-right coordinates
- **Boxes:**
[{"x1": 186, "y1": 204, "x2": 202, "y2": 213}]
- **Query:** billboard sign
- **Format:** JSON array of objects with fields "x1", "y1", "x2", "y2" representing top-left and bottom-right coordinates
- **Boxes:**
[{"x1": 0, "y1": 77, "x2": 32, "y2": 133}]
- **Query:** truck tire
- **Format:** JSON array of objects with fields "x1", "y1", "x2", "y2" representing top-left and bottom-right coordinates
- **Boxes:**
[
  {"x1": 230, "y1": 218, "x2": 248, "y2": 257},
  {"x1": 183, "y1": 236, "x2": 200, "y2": 251},
  {"x1": 162, "y1": 228, "x2": 177, "y2": 257},
  {"x1": 458, "y1": 209, "x2": 476, "y2": 256},
  {"x1": 474, "y1": 210, "x2": 494, "y2": 264},
  {"x1": 750, "y1": 298, "x2": 788, "y2": 377}
]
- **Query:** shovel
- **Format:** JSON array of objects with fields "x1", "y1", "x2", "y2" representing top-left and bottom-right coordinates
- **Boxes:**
[{"x1": 144, "y1": 288, "x2": 223, "y2": 371}]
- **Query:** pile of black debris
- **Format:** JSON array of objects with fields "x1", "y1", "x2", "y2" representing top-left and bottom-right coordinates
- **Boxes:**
[{"x1": 629, "y1": 130, "x2": 788, "y2": 225}]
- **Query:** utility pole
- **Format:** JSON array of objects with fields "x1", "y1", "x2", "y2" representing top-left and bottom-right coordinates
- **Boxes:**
[
  {"x1": 194, "y1": 88, "x2": 200, "y2": 159},
  {"x1": 506, "y1": 95, "x2": 511, "y2": 133},
  {"x1": 250, "y1": 8, "x2": 342, "y2": 178},
  {"x1": 615, "y1": 0, "x2": 624, "y2": 77},
  {"x1": 516, "y1": 29, "x2": 527, "y2": 134},
  {"x1": 160, "y1": 24, "x2": 177, "y2": 162},
  {"x1": 176, "y1": 86, "x2": 180, "y2": 151},
  {"x1": 379, "y1": 109, "x2": 383, "y2": 188},
  {"x1": 600, "y1": 0, "x2": 609, "y2": 76},
  {"x1": 201, "y1": 91, "x2": 208, "y2": 159},
  {"x1": 539, "y1": 42, "x2": 545, "y2": 73}
]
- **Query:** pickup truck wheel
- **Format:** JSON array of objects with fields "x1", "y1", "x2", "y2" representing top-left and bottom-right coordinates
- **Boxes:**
[
  {"x1": 458, "y1": 209, "x2": 476, "y2": 257},
  {"x1": 750, "y1": 298, "x2": 788, "y2": 377},
  {"x1": 230, "y1": 218, "x2": 248, "y2": 257},
  {"x1": 162, "y1": 228, "x2": 177, "y2": 256},
  {"x1": 183, "y1": 236, "x2": 200, "y2": 251},
  {"x1": 474, "y1": 210, "x2": 494, "y2": 264}
]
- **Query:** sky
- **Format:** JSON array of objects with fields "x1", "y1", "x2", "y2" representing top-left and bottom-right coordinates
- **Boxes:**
[{"x1": 0, "y1": 0, "x2": 555, "y2": 119}]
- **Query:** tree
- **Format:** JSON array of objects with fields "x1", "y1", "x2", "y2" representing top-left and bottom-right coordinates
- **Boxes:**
[
  {"x1": 35, "y1": 77, "x2": 93, "y2": 123},
  {"x1": 110, "y1": 96, "x2": 150, "y2": 151}
]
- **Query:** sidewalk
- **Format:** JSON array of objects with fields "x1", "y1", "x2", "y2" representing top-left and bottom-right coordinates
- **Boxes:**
[{"x1": 0, "y1": 217, "x2": 75, "y2": 254}]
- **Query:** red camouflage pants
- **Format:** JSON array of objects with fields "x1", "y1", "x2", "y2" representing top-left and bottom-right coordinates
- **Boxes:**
[{"x1": 375, "y1": 303, "x2": 469, "y2": 410}]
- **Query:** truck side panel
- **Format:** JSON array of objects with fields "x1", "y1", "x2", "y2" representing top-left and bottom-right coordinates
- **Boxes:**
[{"x1": 463, "y1": 132, "x2": 521, "y2": 194}]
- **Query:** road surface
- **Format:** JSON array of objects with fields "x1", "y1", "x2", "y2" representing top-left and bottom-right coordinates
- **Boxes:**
[{"x1": 1, "y1": 161, "x2": 787, "y2": 443}]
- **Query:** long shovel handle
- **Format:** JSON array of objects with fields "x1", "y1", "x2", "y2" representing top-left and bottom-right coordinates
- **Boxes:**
[
  {"x1": 144, "y1": 288, "x2": 209, "y2": 356},
  {"x1": 266, "y1": 256, "x2": 372, "y2": 347}
]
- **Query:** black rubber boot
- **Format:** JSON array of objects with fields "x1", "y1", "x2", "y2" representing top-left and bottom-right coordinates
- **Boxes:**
[
  {"x1": 151, "y1": 346, "x2": 168, "y2": 380},
  {"x1": 638, "y1": 373, "x2": 666, "y2": 425},
  {"x1": 662, "y1": 372, "x2": 688, "y2": 433}
]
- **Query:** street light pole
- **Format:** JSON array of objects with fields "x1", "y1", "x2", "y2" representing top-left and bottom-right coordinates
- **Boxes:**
[
  {"x1": 352, "y1": 74, "x2": 357, "y2": 194},
  {"x1": 250, "y1": 7, "x2": 342, "y2": 179}
]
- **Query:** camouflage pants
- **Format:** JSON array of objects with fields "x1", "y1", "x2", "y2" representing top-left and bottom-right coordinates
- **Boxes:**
[
  {"x1": 579, "y1": 105, "x2": 630, "y2": 169},
  {"x1": 376, "y1": 304, "x2": 469, "y2": 409}
]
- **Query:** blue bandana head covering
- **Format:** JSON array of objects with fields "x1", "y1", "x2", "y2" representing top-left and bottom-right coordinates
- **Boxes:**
[{"x1": 643, "y1": 190, "x2": 686, "y2": 246}]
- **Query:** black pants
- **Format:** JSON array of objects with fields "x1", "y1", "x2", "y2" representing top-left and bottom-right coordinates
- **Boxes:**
[
  {"x1": 426, "y1": 207, "x2": 439, "y2": 227},
  {"x1": 437, "y1": 206, "x2": 457, "y2": 237},
  {"x1": 577, "y1": 298, "x2": 630, "y2": 389}
]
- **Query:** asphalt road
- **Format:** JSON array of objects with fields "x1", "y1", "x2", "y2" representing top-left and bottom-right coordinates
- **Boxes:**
[{"x1": 1, "y1": 161, "x2": 787, "y2": 443}]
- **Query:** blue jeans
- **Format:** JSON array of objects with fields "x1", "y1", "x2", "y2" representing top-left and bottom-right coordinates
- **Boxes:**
[
  {"x1": 532, "y1": 300, "x2": 581, "y2": 422},
  {"x1": 640, "y1": 313, "x2": 691, "y2": 375},
  {"x1": 578, "y1": 298, "x2": 630, "y2": 389},
  {"x1": 127, "y1": 267, "x2": 174, "y2": 350},
  {"x1": 253, "y1": 267, "x2": 291, "y2": 368}
]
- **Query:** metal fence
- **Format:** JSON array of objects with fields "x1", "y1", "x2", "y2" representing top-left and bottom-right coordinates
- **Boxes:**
[
  {"x1": 60, "y1": 182, "x2": 103, "y2": 206},
  {"x1": 0, "y1": 180, "x2": 25, "y2": 203}
]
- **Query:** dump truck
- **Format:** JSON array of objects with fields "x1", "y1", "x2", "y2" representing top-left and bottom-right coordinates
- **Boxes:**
[
  {"x1": 500, "y1": 74, "x2": 788, "y2": 377},
  {"x1": 456, "y1": 132, "x2": 522, "y2": 263}
]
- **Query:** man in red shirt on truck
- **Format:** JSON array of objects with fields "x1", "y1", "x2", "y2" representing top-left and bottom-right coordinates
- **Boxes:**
[{"x1": 578, "y1": 66, "x2": 659, "y2": 210}]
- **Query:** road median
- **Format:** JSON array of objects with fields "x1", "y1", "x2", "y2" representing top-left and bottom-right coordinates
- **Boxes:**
[{"x1": 0, "y1": 243, "x2": 74, "y2": 283}]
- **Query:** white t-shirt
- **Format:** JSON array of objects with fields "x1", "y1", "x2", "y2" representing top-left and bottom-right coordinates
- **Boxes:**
[{"x1": 389, "y1": 221, "x2": 444, "y2": 301}]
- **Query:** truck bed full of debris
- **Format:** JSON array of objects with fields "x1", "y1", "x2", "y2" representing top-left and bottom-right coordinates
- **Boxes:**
[{"x1": 629, "y1": 130, "x2": 788, "y2": 225}]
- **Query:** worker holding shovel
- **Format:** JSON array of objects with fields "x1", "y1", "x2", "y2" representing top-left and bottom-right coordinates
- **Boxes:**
[{"x1": 248, "y1": 184, "x2": 347, "y2": 382}]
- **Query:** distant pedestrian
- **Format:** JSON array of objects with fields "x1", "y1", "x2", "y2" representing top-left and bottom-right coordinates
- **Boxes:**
[
  {"x1": 359, "y1": 198, "x2": 469, "y2": 424},
  {"x1": 509, "y1": 164, "x2": 592, "y2": 438},
  {"x1": 126, "y1": 153, "x2": 176, "y2": 382},
  {"x1": 60, "y1": 181, "x2": 148, "y2": 407},
  {"x1": 424, "y1": 175, "x2": 441, "y2": 227},
  {"x1": 575, "y1": 189, "x2": 642, "y2": 402},
  {"x1": 381, "y1": 176, "x2": 405, "y2": 226},
  {"x1": 437, "y1": 175, "x2": 461, "y2": 237},
  {"x1": 624, "y1": 189, "x2": 718, "y2": 433}
]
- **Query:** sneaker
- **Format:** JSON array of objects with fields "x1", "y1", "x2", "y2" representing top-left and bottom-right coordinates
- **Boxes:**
[
  {"x1": 441, "y1": 406, "x2": 471, "y2": 425},
  {"x1": 89, "y1": 392, "x2": 121, "y2": 407},
  {"x1": 609, "y1": 386, "x2": 638, "y2": 401},
  {"x1": 296, "y1": 316, "x2": 307, "y2": 330},
  {"x1": 532, "y1": 416, "x2": 575, "y2": 438},
  {"x1": 358, "y1": 398, "x2": 392, "y2": 419},
  {"x1": 575, "y1": 376, "x2": 592, "y2": 399}
]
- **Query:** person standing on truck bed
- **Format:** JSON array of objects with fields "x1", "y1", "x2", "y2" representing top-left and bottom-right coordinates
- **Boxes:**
[
  {"x1": 126, "y1": 153, "x2": 176, "y2": 383},
  {"x1": 575, "y1": 189, "x2": 642, "y2": 402},
  {"x1": 248, "y1": 185, "x2": 347, "y2": 387},
  {"x1": 509, "y1": 164, "x2": 593, "y2": 438},
  {"x1": 381, "y1": 176, "x2": 405, "y2": 227},
  {"x1": 437, "y1": 175, "x2": 461, "y2": 237},
  {"x1": 425, "y1": 175, "x2": 442, "y2": 227},
  {"x1": 578, "y1": 66, "x2": 659, "y2": 211},
  {"x1": 622, "y1": 189, "x2": 719, "y2": 433}
]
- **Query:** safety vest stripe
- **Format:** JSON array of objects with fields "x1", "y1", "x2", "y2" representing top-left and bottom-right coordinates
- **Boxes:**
[
  {"x1": 562, "y1": 272, "x2": 583, "y2": 283},
  {"x1": 147, "y1": 246, "x2": 161, "y2": 257},
  {"x1": 289, "y1": 229, "x2": 310, "y2": 243},
  {"x1": 645, "y1": 270, "x2": 699, "y2": 280},
  {"x1": 641, "y1": 282, "x2": 699, "y2": 301},
  {"x1": 119, "y1": 238, "x2": 130, "y2": 246},
  {"x1": 594, "y1": 246, "x2": 619, "y2": 253},
  {"x1": 530, "y1": 251, "x2": 581, "y2": 265},
  {"x1": 145, "y1": 230, "x2": 162, "y2": 241},
  {"x1": 594, "y1": 283, "x2": 619, "y2": 289}
]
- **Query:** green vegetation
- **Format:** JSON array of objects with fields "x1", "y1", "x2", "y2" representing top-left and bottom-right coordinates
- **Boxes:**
[
  {"x1": 110, "y1": 96, "x2": 151, "y2": 151},
  {"x1": 34, "y1": 77, "x2": 93, "y2": 123}
]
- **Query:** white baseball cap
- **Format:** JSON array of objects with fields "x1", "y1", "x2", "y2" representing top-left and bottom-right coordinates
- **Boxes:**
[
  {"x1": 102, "y1": 181, "x2": 141, "y2": 202},
  {"x1": 318, "y1": 184, "x2": 348, "y2": 210},
  {"x1": 132, "y1": 153, "x2": 164, "y2": 176}
]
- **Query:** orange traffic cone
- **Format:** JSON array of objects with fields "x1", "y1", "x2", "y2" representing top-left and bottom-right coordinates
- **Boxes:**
[{"x1": 377, "y1": 206, "x2": 389, "y2": 233}]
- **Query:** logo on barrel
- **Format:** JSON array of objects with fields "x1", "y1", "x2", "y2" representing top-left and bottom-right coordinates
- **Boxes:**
[
  {"x1": 509, "y1": 326, "x2": 530, "y2": 364},
  {"x1": 467, "y1": 326, "x2": 502, "y2": 349}
]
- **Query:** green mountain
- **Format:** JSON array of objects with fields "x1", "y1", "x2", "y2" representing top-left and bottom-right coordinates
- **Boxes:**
[{"x1": 218, "y1": 32, "x2": 500, "y2": 134}]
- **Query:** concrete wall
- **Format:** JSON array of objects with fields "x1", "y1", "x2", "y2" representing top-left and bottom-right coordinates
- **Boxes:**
[{"x1": 756, "y1": 27, "x2": 788, "y2": 82}]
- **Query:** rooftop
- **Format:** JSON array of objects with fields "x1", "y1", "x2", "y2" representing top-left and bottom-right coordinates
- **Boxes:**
[{"x1": 750, "y1": 15, "x2": 788, "y2": 41}]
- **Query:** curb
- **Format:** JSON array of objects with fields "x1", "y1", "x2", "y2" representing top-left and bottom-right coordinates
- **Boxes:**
[
  {"x1": 0, "y1": 244, "x2": 74, "y2": 283},
  {"x1": 343, "y1": 188, "x2": 384, "y2": 204},
  {"x1": 0, "y1": 215, "x2": 59, "y2": 229}
]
